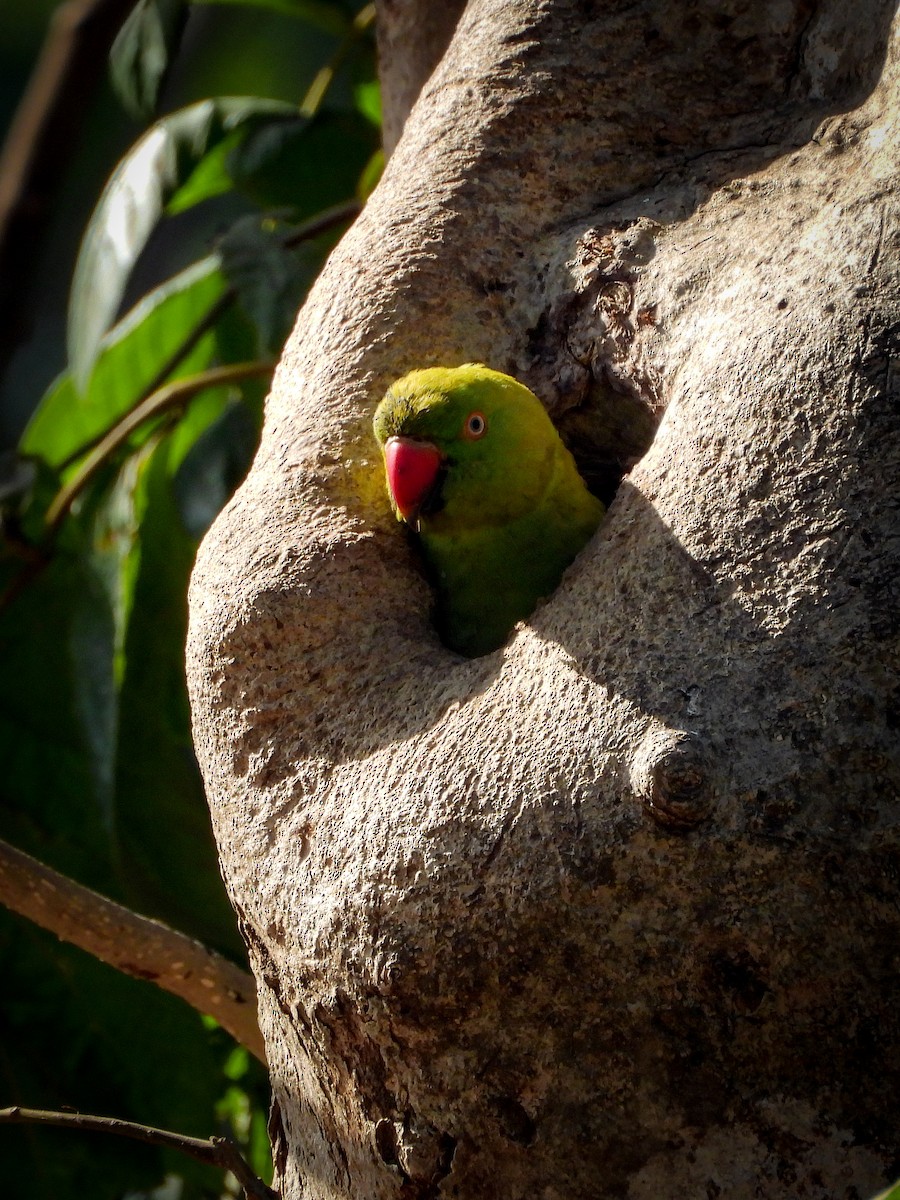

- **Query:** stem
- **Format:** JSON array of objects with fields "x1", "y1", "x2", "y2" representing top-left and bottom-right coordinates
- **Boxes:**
[
  {"x1": 281, "y1": 197, "x2": 362, "y2": 249},
  {"x1": 300, "y1": 2, "x2": 377, "y2": 118},
  {"x1": 46, "y1": 360, "x2": 274, "y2": 535},
  {"x1": 57, "y1": 200, "x2": 361, "y2": 474},
  {"x1": 0, "y1": 1107, "x2": 277, "y2": 1200}
]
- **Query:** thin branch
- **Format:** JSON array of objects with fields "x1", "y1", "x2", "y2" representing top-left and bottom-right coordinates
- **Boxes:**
[
  {"x1": 281, "y1": 198, "x2": 362, "y2": 250},
  {"x1": 0, "y1": 202, "x2": 362, "y2": 610},
  {"x1": 0, "y1": 837, "x2": 265, "y2": 1063},
  {"x1": 0, "y1": 0, "x2": 137, "y2": 375},
  {"x1": 46, "y1": 359, "x2": 275, "y2": 534},
  {"x1": 300, "y1": 3, "x2": 377, "y2": 118},
  {"x1": 0, "y1": 1107, "x2": 277, "y2": 1200},
  {"x1": 57, "y1": 199, "x2": 362, "y2": 474}
]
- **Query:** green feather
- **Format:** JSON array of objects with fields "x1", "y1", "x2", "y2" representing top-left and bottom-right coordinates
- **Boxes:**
[{"x1": 373, "y1": 364, "x2": 604, "y2": 656}]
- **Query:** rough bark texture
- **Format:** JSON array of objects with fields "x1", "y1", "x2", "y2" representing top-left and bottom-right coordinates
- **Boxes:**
[
  {"x1": 374, "y1": 0, "x2": 466, "y2": 155},
  {"x1": 187, "y1": 1, "x2": 900, "y2": 1197}
]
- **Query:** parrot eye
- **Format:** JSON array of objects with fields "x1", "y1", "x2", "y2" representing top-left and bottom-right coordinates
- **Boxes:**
[{"x1": 463, "y1": 412, "x2": 487, "y2": 440}]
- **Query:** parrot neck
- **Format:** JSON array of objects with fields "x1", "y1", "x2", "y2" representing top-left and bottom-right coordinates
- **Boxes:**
[{"x1": 419, "y1": 452, "x2": 603, "y2": 657}]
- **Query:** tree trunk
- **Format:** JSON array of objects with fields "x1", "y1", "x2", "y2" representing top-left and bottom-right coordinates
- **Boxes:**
[
  {"x1": 374, "y1": 0, "x2": 466, "y2": 155},
  {"x1": 186, "y1": 1, "x2": 900, "y2": 1197}
]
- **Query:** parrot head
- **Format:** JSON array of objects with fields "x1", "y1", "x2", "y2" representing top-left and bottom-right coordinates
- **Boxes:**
[
  {"x1": 372, "y1": 364, "x2": 560, "y2": 532},
  {"x1": 372, "y1": 364, "x2": 605, "y2": 655}
]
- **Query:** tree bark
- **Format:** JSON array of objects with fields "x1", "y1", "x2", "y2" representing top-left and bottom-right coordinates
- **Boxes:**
[
  {"x1": 187, "y1": 1, "x2": 900, "y2": 1197},
  {"x1": 374, "y1": 0, "x2": 467, "y2": 155}
]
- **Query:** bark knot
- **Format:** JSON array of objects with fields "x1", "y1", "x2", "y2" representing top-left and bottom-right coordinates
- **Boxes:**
[
  {"x1": 375, "y1": 1115, "x2": 457, "y2": 1193},
  {"x1": 631, "y1": 727, "x2": 715, "y2": 830}
]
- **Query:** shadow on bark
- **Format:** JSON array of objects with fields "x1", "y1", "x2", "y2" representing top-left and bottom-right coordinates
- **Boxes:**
[{"x1": 188, "y1": 2, "x2": 900, "y2": 1197}]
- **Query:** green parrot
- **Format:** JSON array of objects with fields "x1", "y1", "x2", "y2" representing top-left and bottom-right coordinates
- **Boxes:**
[{"x1": 372, "y1": 364, "x2": 604, "y2": 657}]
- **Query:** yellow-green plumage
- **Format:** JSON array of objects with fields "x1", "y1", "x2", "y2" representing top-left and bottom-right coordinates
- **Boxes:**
[{"x1": 373, "y1": 364, "x2": 604, "y2": 656}]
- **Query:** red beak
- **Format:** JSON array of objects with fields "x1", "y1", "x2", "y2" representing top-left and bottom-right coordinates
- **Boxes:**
[{"x1": 384, "y1": 436, "x2": 443, "y2": 523}]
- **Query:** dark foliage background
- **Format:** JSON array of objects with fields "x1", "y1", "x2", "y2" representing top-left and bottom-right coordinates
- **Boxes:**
[{"x1": 0, "y1": 2, "x2": 380, "y2": 1194}]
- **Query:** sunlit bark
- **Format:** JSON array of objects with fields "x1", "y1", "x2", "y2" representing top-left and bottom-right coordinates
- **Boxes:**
[{"x1": 188, "y1": 2, "x2": 900, "y2": 1196}]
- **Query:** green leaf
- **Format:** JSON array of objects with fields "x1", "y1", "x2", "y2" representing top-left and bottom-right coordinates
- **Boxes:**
[
  {"x1": 0, "y1": 545, "x2": 120, "y2": 890},
  {"x1": 67, "y1": 97, "x2": 296, "y2": 389},
  {"x1": 173, "y1": 396, "x2": 261, "y2": 537},
  {"x1": 356, "y1": 146, "x2": 384, "y2": 200},
  {"x1": 70, "y1": 550, "x2": 119, "y2": 833},
  {"x1": 110, "y1": 423, "x2": 248, "y2": 952},
  {"x1": 27, "y1": 257, "x2": 227, "y2": 471},
  {"x1": 353, "y1": 77, "x2": 381, "y2": 125},
  {"x1": 248, "y1": 1100, "x2": 275, "y2": 1182},
  {"x1": 225, "y1": 113, "x2": 309, "y2": 182},
  {"x1": 109, "y1": 0, "x2": 189, "y2": 120},
  {"x1": 231, "y1": 109, "x2": 379, "y2": 217},
  {"x1": 8, "y1": 409, "x2": 249, "y2": 950},
  {"x1": 72, "y1": 443, "x2": 174, "y2": 839},
  {"x1": 871, "y1": 1184, "x2": 900, "y2": 1200},
  {"x1": 223, "y1": 1045, "x2": 251, "y2": 1080},
  {"x1": 191, "y1": 0, "x2": 351, "y2": 35},
  {"x1": 164, "y1": 130, "x2": 244, "y2": 214},
  {"x1": 218, "y1": 214, "x2": 312, "y2": 353}
]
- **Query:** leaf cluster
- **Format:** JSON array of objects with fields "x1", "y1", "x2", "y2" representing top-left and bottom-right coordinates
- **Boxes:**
[{"x1": 0, "y1": 1, "x2": 380, "y2": 1195}]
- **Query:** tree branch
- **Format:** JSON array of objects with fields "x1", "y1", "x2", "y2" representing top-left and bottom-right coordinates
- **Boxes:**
[
  {"x1": 374, "y1": 0, "x2": 467, "y2": 155},
  {"x1": 0, "y1": 1106, "x2": 277, "y2": 1200},
  {"x1": 0, "y1": 837, "x2": 264, "y2": 1063},
  {"x1": 46, "y1": 359, "x2": 275, "y2": 534}
]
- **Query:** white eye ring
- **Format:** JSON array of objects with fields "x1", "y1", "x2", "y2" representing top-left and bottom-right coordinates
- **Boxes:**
[{"x1": 464, "y1": 412, "x2": 487, "y2": 439}]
